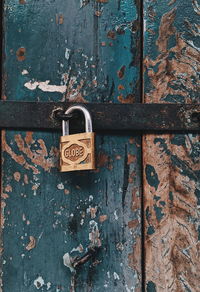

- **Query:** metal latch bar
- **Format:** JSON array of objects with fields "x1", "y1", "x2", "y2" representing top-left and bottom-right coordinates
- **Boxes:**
[{"x1": 0, "y1": 101, "x2": 199, "y2": 132}]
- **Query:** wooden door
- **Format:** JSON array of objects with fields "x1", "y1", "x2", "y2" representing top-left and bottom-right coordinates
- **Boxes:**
[
  {"x1": 143, "y1": 1, "x2": 200, "y2": 291},
  {"x1": 1, "y1": 1, "x2": 199, "y2": 292},
  {"x1": 1, "y1": 1, "x2": 142, "y2": 291}
]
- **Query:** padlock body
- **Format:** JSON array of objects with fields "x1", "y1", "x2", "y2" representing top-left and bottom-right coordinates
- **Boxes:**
[{"x1": 60, "y1": 132, "x2": 95, "y2": 172}]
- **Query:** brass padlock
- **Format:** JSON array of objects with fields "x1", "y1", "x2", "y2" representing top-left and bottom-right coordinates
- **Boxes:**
[{"x1": 60, "y1": 105, "x2": 95, "y2": 172}]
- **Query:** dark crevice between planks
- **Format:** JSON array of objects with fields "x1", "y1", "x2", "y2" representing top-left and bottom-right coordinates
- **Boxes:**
[
  {"x1": 139, "y1": 0, "x2": 146, "y2": 291},
  {"x1": 0, "y1": 0, "x2": 4, "y2": 287}
]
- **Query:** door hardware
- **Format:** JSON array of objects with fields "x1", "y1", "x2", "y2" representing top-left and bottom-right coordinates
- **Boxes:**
[
  {"x1": 0, "y1": 101, "x2": 200, "y2": 132},
  {"x1": 60, "y1": 105, "x2": 96, "y2": 172}
]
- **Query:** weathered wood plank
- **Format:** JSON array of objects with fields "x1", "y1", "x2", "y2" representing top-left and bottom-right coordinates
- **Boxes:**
[
  {"x1": 1, "y1": 0, "x2": 142, "y2": 291},
  {"x1": 143, "y1": 0, "x2": 200, "y2": 291}
]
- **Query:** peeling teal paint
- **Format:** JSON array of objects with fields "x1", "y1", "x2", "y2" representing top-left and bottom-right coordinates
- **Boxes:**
[
  {"x1": 169, "y1": 191, "x2": 174, "y2": 202},
  {"x1": 159, "y1": 201, "x2": 165, "y2": 207},
  {"x1": 145, "y1": 165, "x2": 159, "y2": 191},
  {"x1": 153, "y1": 195, "x2": 160, "y2": 202},
  {"x1": 147, "y1": 281, "x2": 157, "y2": 292},
  {"x1": 1, "y1": 0, "x2": 142, "y2": 291},
  {"x1": 147, "y1": 226, "x2": 155, "y2": 236},
  {"x1": 153, "y1": 205, "x2": 164, "y2": 223}
]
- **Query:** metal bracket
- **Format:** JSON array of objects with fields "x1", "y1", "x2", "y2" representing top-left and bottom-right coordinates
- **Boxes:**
[{"x1": 0, "y1": 101, "x2": 200, "y2": 132}]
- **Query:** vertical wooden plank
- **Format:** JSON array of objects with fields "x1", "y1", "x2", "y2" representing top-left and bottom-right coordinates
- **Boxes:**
[
  {"x1": 143, "y1": 0, "x2": 200, "y2": 291},
  {"x1": 1, "y1": 1, "x2": 142, "y2": 291}
]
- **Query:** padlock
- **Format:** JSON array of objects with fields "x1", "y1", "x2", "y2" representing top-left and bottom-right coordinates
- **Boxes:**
[{"x1": 60, "y1": 105, "x2": 95, "y2": 172}]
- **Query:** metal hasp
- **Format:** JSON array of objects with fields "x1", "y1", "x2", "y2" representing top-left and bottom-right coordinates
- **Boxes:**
[
  {"x1": 62, "y1": 104, "x2": 93, "y2": 136},
  {"x1": 0, "y1": 101, "x2": 199, "y2": 132}
]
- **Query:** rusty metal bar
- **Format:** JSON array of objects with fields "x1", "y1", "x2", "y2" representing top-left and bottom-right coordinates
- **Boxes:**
[{"x1": 0, "y1": 101, "x2": 200, "y2": 132}]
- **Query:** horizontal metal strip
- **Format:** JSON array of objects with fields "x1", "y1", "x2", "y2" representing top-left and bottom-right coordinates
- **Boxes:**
[{"x1": 0, "y1": 101, "x2": 200, "y2": 132}]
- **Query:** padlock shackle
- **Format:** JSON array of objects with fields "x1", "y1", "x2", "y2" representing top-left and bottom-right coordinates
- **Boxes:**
[{"x1": 62, "y1": 105, "x2": 93, "y2": 136}]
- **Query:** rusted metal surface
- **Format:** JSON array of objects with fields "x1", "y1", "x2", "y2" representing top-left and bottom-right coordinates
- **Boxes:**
[
  {"x1": 143, "y1": 0, "x2": 200, "y2": 291},
  {"x1": 0, "y1": 101, "x2": 200, "y2": 132},
  {"x1": 1, "y1": 0, "x2": 142, "y2": 291}
]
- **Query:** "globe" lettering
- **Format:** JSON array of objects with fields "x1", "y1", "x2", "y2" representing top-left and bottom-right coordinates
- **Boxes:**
[{"x1": 64, "y1": 145, "x2": 84, "y2": 160}]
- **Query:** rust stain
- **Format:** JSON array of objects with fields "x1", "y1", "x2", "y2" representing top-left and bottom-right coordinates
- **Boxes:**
[
  {"x1": 2, "y1": 193, "x2": 9, "y2": 199},
  {"x1": 1, "y1": 201, "x2": 6, "y2": 228},
  {"x1": 25, "y1": 132, "x2": 33, "y2": 145},
  {"x1": 19, "y1": 0, "x2": 26, "y2": 3},
  {"x1": 14, "y1": 172, "x2": 21, "y2": 182},
  {"x1": 32, "y1": 184, "x2": 39, "y2": 191},
  {"x1": 118, "y1": 93, "x2": 135, "y2": 104},
  {"x1": 26, "y1": 236, "x2": 36, "y2": 250},
  {"x1": 5, "y1": 185, "x2": 12, "y2": 192},
  {"x1": 128, "y1": 236, "x2": 141, "y2": 276},
  {"x1": 64, "y1": 189, "x2": 70, "y2": 195},
  {"x1": 90, "y1": 207, "x2": 97, "y2": 219},
  {"x1": 97, "y1": 152, "x2": 109, "y2": 168},
  {"x1": 129, "y1": 137, "x2": 135, "y2": 144},
  {"x1": 132, "y1": 188, "x2": 140, "y2": 211},
  {"x1": 128, "y1": 219, "x2": 139, "y2": 229},
  {"x1": 97, "y1": 152, "x2": 113, "y2": 170},
  {"x1": 128, "y1": 171, "x2": 136, "y2": 184},
  {"x1": 56, "y1": 14, "x2": 64, "y2": 25},
  {"x1": 64, "y1": 77, "x2": 87, "y2": 103},
  {"x1": 127, "y1": 154, "x2": 136, "y2": 165},
  {"x1": 24, "y1": 174, "x2": 29, "y2": 184},
  {"x1": 99, "y1": 215, "x2": 108, "y2": 222},
  {"x1": 96, "y1": 0, "x2": 109, "y2": 2},
  {"x1": 118, "y1": 84, "x2": 125, "y2": 91},
  {"x1": 107, "y1": 31, "x2": 116, "y2": 39},
  {"x1": 16, "y1": 47, "x2": 26, "y2": 61},
  {"x1": 95, "y1": 11, "x2": 102, "y2": 17},
  {"x1": 168, "y1": 0, "x2": 176, "y2": 5},
  {"x1": 115, "y1": 155, "x2": 121, "y2": 160},
  {"x1": 117, "y1": 65, "x2": 126, "y2": 79}
]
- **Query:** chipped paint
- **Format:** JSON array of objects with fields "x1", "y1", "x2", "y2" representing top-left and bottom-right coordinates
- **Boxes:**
[
  {"x1": 65, "y1": 48, "x2": 71, "y2": 60},
  {"x1": 89, "y1": 220, "x2": 101, "y2": 248},
  {"x1": 80, "y1": 0, "x2": 89, "y2": 8},
  {"x1": 2, "y1": 0, "x2": 142, "y2": 290},
  {"x1": 71, "y1": 244, "x2": 84, "y2": 254},
  {"x1": 57, "y1": 183, "x2": 64, "y2": 190},
  {"x1": 34, "y1": 276, "x2": 45, "y2": 289},
  {"x1": 2, "y1": 131, "x2": 58, "y2": 173},
  {"x1": 24, "y1": 80, "x2": 67, "y2": 93},
  {"x1": 99, "y1": 215, "x2": 108, "y2": 222},
  {"x1": 16, "y1": 47, "x2": 26, "y2": 61},
  {"x1": 113, "y1": 272, "x2": 120, "y2": 280},
  {"x1": 63, "y1": 253, "x2": 75, "y2": 273},
  {"x1": 47, "y1": 282, "x2": 51, "y2": 290},
  {"x1": 14, "y1": 171, "x2": 21, "y2": 182},
  {"x1": 114, "y1": 210, "x2": 119, "y2": 220},
  {"x1": 21, "y1": 69, "x2": 28, "y2": 75},
  {"x1": 144, "y1": 0, "x2": 200, "y2": 290},
  {"x1": 26, "y1": 236, "x2": 36, "y2": 251}
]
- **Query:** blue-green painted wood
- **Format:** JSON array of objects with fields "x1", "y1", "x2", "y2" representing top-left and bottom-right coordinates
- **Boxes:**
[{"x1": 1, "y1": 1, "x2": 141, "y2": 291}]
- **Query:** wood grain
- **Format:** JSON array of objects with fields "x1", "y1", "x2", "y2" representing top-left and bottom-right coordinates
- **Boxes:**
[{"x1": 143, "y1": 0, "x2": 200, "y2": 291}]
